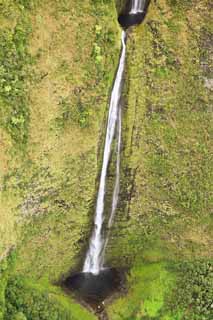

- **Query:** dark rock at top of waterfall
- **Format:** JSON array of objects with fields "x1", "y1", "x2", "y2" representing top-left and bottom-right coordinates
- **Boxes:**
[{"x1": 118, "y1": 0, "x2": 150, "y2": 29}]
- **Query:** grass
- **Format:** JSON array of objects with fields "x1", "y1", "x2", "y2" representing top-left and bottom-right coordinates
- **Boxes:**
[
  {"x1": 106, "y1": 0, "x2": 212, "y2": 266},
  {"x1": 0, "y1": 0, "x2": 34, "y2": 261},
  {"x1": 106, "y1": 0, "x2": 212, "y2": 318},
  {"x1": 0, "y1": 0, "x2": 120, "y2": 319},
  {"x1": 0, "y1": 0, "x2": 212, "y2": 319},
  {"x1": 107, "y1": 261, "x2": 178, "y2": 320},
  {"x1": 107, "y1": 257, "x2": 213, "y2": 320},
  {"x1": 0, "y1": 1, "x2": 33, "y2": 146},
  {"x1": 0, "y1": 0, "x2": 121, "y2": 280}
]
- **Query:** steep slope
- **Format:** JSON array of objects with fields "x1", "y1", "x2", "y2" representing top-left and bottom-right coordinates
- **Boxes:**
[
  {"x1": 0, "y1": 0, "x2": 120, "y2": 280},
  {"x1": 108, "y1": 0, "x2": 212, "y2": 265},
  {"x1": 0, "y1": 1, "x2": 120, "y2": 319},
  {"x1": 107, "y1": 0, "x2": 212, "y2": 319},
  {"x1": 0, "y1": 0, "x2": 212, "y2": 319}
]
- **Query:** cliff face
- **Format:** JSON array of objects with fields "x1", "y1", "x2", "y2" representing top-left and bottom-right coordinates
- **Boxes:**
[
  {"x1": 107, "y1": 0, "x2": 212, "y2": 265},
  {"x1": 0, "y1": 1, "x2": 121, "y2": 318},
  {"x1": 106, "y1": 0, "x2": 212, "y2": 319},
  {"x1": 0, "y1": 0, "x2": 120, "y2": 281},
  {"x1": 0, "y1": 0, "x2": 212, "y2": 319}
]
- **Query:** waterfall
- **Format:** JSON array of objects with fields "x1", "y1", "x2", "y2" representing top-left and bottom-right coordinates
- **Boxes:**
[
  {"x1": 83, "y1": 31, "x2": 126, "y2": 275},
  {"x1": 82, "y1": 0, "x2": 149, "y2": 276},
  {"x1": 108, "y1": 106, "x2": 122, "y2": 230},
  {"x1": 100, "y1": 106, "x2": 122, "y2": 268},
  {"x1": 130, "y1": 0, "x2": 145, "y2": 14}
]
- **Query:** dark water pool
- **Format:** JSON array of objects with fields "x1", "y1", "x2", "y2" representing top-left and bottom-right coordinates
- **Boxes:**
[
  {"x1": 63, "y1": 268, "x2": 123, "y2": 308},
  {"x1": 118, "y1": 12, "x2": 146, "y2": 28},
  {"x1": 118, "y1": 0, "x2": 150, "y2": 29}
]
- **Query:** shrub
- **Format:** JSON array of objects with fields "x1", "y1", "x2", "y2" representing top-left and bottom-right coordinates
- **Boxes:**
[{"x1": 169, "y1": 260, "x2": 213, "y2": 320}]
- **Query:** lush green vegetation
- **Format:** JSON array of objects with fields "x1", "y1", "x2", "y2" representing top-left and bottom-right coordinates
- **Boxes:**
[
  {"x1": 0, "y1": 0, "x2": 212, "y2": 319},
  {"x1": 108, "y1": 261, "x2": 177, "y2": 320},
  {"x1": 0, "y1": 253, "x2": 96, "y2": 320},
  {"x1": 0, "y1": 0, "x2": 119, "y2": 319},
  {"x1": 107, "y1": 0, "x2": 212, "y2": 319},
  {"x1": 0, "y1": 1, "x2": 34, "y2": 145},
  {"x1": 0, "y1": 252, "x2": 16, "y2": 320},
  {"x1": 171, "y1": 260, "x2": 213, "y2": 320},
  {"x1": 107, "y1": 0, "x2": 212, "y2": 267},
  {"x1": 4, "y1": 276, "x2": 96, "y2": 320},
  {"x1": 0, "y1": 0, "x2": 120, "y2": 280},
  {"x1": 108, "y1": 259, "x2": 213, "y2": 320}
]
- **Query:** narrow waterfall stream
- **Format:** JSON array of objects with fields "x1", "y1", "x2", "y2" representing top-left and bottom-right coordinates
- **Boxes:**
[
  {"x1": 63, "y1": 0, "x2": 150, "y2": 309},
  {"x1": 83, "y1": 31, "x2": 126, "y2": 275},
  {"x1": 130, "y1": 0, "x2": 144, "y2": 14},
  {"x1": 83, "y1": 0, "x2": 149, "y2": 278}
]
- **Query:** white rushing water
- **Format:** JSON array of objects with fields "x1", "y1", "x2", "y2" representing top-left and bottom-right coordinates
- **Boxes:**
[
  {"x1": 130, "y1": 0, "x2": 145, "y2": 14},
  {"x1": 83, "y1": 31, "x2": 126, "y2": 275},
  {"x1": 83, "y1": 0, "x2": 147, "y2": 275},
  {"x1": 100, "y1": 106, "x2": 122, "y2": 268},
  {"x1": 108, "y1": 106, "x2": 122, "y2": 230}
]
